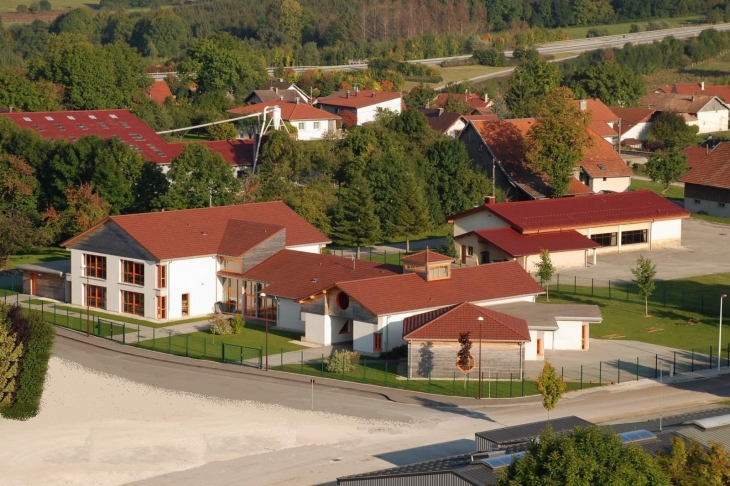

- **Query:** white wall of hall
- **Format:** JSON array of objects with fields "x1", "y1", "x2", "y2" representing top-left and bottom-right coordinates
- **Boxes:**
[
  {"x1": 278, "y1": 298, "x2": 304, "y2": 333},
  {"x1": 452, "y1": 211, "x2": 509, "y2": 237},
  {"x1": 588, "y1": 176, "x2": 631, "y2": 193},
  {"x1": 167, "y1": 256, "x2": 218, "y2": 319},
  {"x1": 355, "y1": 97, "x2": 402, "y2": 125}
]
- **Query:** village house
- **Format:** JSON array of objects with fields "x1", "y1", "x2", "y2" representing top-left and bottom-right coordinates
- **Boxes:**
[
  {"x1": 611, "y1": 106, "x2": 656, "y2": 144},
  {"x1": 639, "y1": 92, "x2": 730, "y2": 134},
  {"x1": 681, "y1": 142, "x2": 730, "y2": 218},
  {"x1": 432, "y1": 92, "x2": 494, "y2": 115},
  {"x1": 576, "y1": 98, "x2": 619, "y2": 143},
  {"x1": 315, "y1": 89, "x2": 402, "y2": 125},
  {"x1": 227, "y1": 101, "x2": 340, "y2": 140},
  {"x1": 459, "y1": 119, "x2": 631, "y2": 200},
  {"x1": 449, "y1": 191, "x2": 690, "y2": 268},
  {"x1": 655, "y1": 82, "x2": 730, "y2": 104},
  {"x1": 416, "y1": 108, "x2": 467, "y2": 137},
  {"x1": 244, "y1": 79, "x2": 310, "y2": 104}
]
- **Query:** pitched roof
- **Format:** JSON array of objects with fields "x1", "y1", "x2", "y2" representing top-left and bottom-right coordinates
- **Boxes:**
[
  {"x1": 261, "y1": 80, "x2": 296, "y2": 91},
  {"x1": 62, "y1": 202, "x2": 330, "y2": 260},
  {"x1": 190, "y1": 139, "x2": 255, "y2": 166},
  {"x1": 672, "y1": 83, "x2": 730, "y2": 103},
  {"x1": 246, "y1": 89, "x2": 307, "y2": 104},
  {"x1": 416, "y1": 108, "x2": 464, "y2": 133},
  {"x1": 450, "y1": 190, "x2": 689, "y2": 234},
  {"x1": 433, "y1": 92, "x2": 492, "y2": 111},
  {"x1": 580, "y1": 130, "x2": 633, "y2": 178},
  {"x1": 656, "y1": 86, "x2": 673, "y2": 94},
  {"x1": 227, "y1": 101, "x2": 340, "y2": 121},
  {"x1": 610, "y1": 107, "x2": 656, "y2": 133},
  {"x1": 148, "y1": 80, "x2": 174, "y2": 104},
  {"x1": 462, "y1": 114, "x2": 500, "y2": 122},
  {"x1": 471, "y1": 227, "x2": 599, "y2": 257},
  {"x1": 639, "y1": 92, "x2": 725, "y2": 113},
  {"x1": 683, "y1": 145, "x2": 712, "y2": 169},
  {"x1": 401, "y1": 249, "x2": 454, "y2": 264},
  {"x1": 402, "y1": 302, "x2": 530, "y2": 341},
  {"x1": 217, "y1": 220, "x2": 284, "y2": 257},
  {"x1": 576, "y1": 99, "x2": 618, "y2": 123},
  {"x1": 468, "y1": 119, "x2": 593, "y2": 199},
  {"x1": 588, "y1": 120, "x2": 618, "y2": 137},
  {"x1": 316, "y1": 89, "x2": 401, "y2": 109},
  {"x1": 681, "y1": 142, "x2": 730, "y2": 189},
  {"x1": 334, "y1": 261, "x2": 544, "y2": 316},
  {"x1": 0, "y1": 109, "x2": 183, "y2": 164},
  {"x1": 242, "y1": 250, "x2": 401, "y2": 300}
]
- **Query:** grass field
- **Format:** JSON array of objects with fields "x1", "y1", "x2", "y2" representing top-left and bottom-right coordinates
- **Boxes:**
[
  {"x1": 630, "y1": 178, "x2": 685, "y2": 199},
  {"x1": 404, "y1": 65, "x2": 512, "y2": 90},
  {"x1": 7, "y1": 247, "x2": 69, "y2": 269},
  {"x1": 545, "y1": 272, "x2": 730, "y2": 352},
  {"x1": 0, "y1": 0, "x2": 96, "y2": 12},
  {"x1": 135, "y1": 326, "x2": 306, "y2": 360},
  {"x1": 272, "y1": 361, "x2": 598, "y2": 397},
  {"x1": 692, "y1": 213, "x2": 730, "y2": 225},
  {"x1": 19, "y1": 305, "x2": 133, "y2": 335},
  {"x1": 51, "y1": 304, "x2": 205, "y2": 328},
  {"x1": 644, "y1": 52, "x2": 730, "y2": 90}
]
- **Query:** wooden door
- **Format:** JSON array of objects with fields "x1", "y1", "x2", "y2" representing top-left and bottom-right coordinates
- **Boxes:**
[
  {"x1": 30, "y1": 274, "x2": 37, "y2": 296},
  {"x1": 181, "y1": 294, "x2": 189, "y2": 316},
  {"x1": 582, "y1": 324, "x2": 588, "y2": 350},
  {"x1": 537, "y1": 338, "x2": 543, "y2": 356}
]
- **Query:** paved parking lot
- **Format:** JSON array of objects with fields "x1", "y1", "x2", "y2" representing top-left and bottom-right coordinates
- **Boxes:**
[{"x1": 560, "y1": 218, "x2": 730, "y2": 282}]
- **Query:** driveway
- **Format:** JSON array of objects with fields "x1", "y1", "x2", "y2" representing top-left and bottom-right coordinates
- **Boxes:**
[{"x1": 557, "y1": 218, "x2": 730, "y2": 282}]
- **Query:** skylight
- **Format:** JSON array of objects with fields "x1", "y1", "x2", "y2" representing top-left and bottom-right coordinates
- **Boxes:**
[
  {"x1": 119, "y1": 121, "x2": 130, "y2": 128},
  {"x1": 55, "y1": 124, "x2": 65, "y2": 131},
  {"x1": 88, "y1": 115, "x2": 97, "y2": 120},
  {"x1": 482, "y1": 452, "x2": 526, "y2": 470},
  {"x1": 67, "y1": 116, "x2": 76, "y2": 120},
  {"x1": 77, "y1": 123, "x2": 88, "y2": 130},
  {"x1": 22, "y1": 117, "x2": 32, "y2": 122},
  {"x1": 109, "y1": 114, "x2": 118, "y2": 119},
  {"x1": 597, "y1": 164, "x2": 606, "y2": 171},
  {"x1": 619, "y1": 430, "x2": 656, "y2": 444},
  {"x1": 45, "y1": 116, "x2": 54, "y2": 121}
]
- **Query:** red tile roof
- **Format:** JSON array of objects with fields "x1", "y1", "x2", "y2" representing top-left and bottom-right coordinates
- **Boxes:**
[
  {"x1": 683, "y1": 145, "x2": 712, "y2": 169},
  {"x1": 0, "y1": 109, "x2": 182, "y2": 164},
  {"x1": 610, "y1": 107, "x2": 655, "y2": 133},
  {"x1": 148, "y1": 80, "x2": 174, "y2": 104},
  {"x1": 242, "y1": 250, "x2": 401, "y2": 300},
  {"x1": 588, "y1": 120, "x2": 618, "y2": 137},
  {"x1": 451, "y1": 190, "x2": 689, "y2": 234},
  {"x1": 462, "y1": 114, "x2": 500, "y2": 122},
  {"x1": 334, "y1": 261, "x2": 544, "y2": 316},
  {"x1": 471, "y1": 227, "x2": 599, "y2": 257},
  {"x1": 401, "y1": 249, "x2": 454, "y2": 264},
  {"x1": 639, "y1": 92, "x2": 723, "y2": 113},
  {"x1": 62, "y1": 202, "x2": 330, "y2": 260},
  {"x1": 187, "y1": 140, "x2": 255, "y2": 166},
  {"x1": 217, "y1": 220, "x2": 284, "y2": 257},
  {"x1": 469, "y1": 119, "x2": 594, "y2": 199},
  {"x1": 227, "y1": 101, "x2": 340, "y2": 121},
  {"x1": 433, "y1": 93, "x2": 491, "y2": 112},
  {"x1": 681, "y1": 142, "x2": 730, "y2": 189},
  {"x1": 576, "y1": 99, "x2": 618, "y2": 123},
  {"x1": 316, "y1": 89, "x2": 401, "y2": 109},
  {"x1": 656, "y1": 86, "x2": 673, "y2": 94},
  {"x1": 416, "y1": 108, "x2": 464, "y2": 134},
  {"x1": 672, "y1": 83, "x2": 730, "y2": 103},
  {"x1": 402, "y1": 302, "x2": 530, "y2": 341},
  {"x1": 580, "y1": 130, "x2": 633, "y2": 178}
]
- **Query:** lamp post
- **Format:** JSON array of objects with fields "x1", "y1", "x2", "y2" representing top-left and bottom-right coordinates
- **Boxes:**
[
  {"x1": 477, "y1": 316, "x2": 484, "y2": 400},
  {"x1": 259, "y1": 291, "x2": 274, "y2": 371},
  {"x1": 720, "y1": 294, "x2": 727, "y2": 371},
  {"x1": 659, "y1": 359, "x2": 663, "y2": 431},
  {"x1": 81, "y1": 262, "x2": 90, "y2": 337}
]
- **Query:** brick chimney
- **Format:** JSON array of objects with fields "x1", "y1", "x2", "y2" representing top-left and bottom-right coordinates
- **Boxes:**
[
  {"x1": 701, "y1": 81, "x2": 705, "y2": 91},
  {"x1": 484, "y1": 196, "x2": 495, "y2": 205},
  {"x1": 346, "y1": 90, "x2": 350, "y2": 99}
]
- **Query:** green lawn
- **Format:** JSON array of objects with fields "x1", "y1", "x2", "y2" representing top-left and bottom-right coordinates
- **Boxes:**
[
  {"x1": 0, "y1": 0, "x2": 96, "y2": 11},
  {"x1": 51, "y1": 305, "x2": 204, "y2": 328},
  {"x1": 546, "y1": 272, "x2": 730, "y2": 352},
  {"x1": 134, "y1": 325, "x2": 305, "y2": 361},
  {"x1": 272, "y1": 361, "x2": 598, "y2": 397},
  {"x1": 692, "y1": 213, "x2": 730, "y2": 225},
  {"x1": 7, "y1": 246, "x2": 69, "y2": 269},
  {"x1": 19, "y1": 306, "x2": 133, "y2": 336},
  {"x1": 630, "y1": 178, "x2": 685, "y2": 199}
]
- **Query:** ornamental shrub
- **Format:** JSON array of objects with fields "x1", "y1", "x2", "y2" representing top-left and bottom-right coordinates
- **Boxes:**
[
  {"x1": 229, "y1": 315, "x2": 244, "y2": 335},
  {"x1": 325, "y1": 350, "x2": 360, "y2": 373},
  {"x1": 209, "y1": 312, "x2": 233, "y2": 336}
]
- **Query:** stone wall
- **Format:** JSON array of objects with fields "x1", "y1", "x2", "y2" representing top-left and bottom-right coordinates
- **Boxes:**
[{"x1": 407, "y1": 340, "x2": 523, "y2": 379}]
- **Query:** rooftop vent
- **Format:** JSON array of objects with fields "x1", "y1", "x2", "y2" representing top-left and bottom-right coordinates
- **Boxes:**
[
  {"x1": 597, "y1": 164, "x2": 606, "y2": 171},
  {"x1": 88, "y1": 115, "x2": 97, "y2": 120}
]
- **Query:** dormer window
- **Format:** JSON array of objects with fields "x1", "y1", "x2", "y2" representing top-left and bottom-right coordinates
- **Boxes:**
[
  {"x1": 428, "y1": 264, "x2": 451, "y2": 281},
  {"x1": 401, "y1": 249, "x2": 454, "y2": 282}
]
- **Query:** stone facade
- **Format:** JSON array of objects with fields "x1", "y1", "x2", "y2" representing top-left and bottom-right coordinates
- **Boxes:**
[{"x1": 407, "y1": 340, "x2": 524, "y2": 379}]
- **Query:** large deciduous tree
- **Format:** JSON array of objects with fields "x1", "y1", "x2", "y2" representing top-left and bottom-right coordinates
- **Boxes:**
[
  {"x1": 0, "y1": 210, "x2": 45, "y2": 269},
  {"x1": 646, "y1": 149, "x2": 688, "y2": 194},
  {"x1": 646, "y1": 112, "x2": 699, "y2": 149},
  {"x1": 497, "y1": 426, "x2": 671, "y2": 486},
  {"x1": 569, "y1": 60, "x2": 646, "y2": 106},
  {"x1": 164, "y1": 144, "x2": 241, "y2": 210},
  {"x1": 0, "y1": 68, "x2": 62, "y2": 112},
  {"x1": 0, "y1": 155, "x2": 39, "y2": 218},
  {"x1": 505, "y1": 56, "x2": 562, "y2": 118},
  {"x1": 526, "y1": 87, "x2": 591, "y2": 198},
  {"x1": 657, "y1": 436, "x2": 730, "y2": 486}
]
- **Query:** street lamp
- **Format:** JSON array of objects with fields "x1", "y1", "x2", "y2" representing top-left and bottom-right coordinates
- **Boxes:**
[
  {"x1": 259, "y1": 291, "x2": 277, "y2": 371},
  {"x1": 659, "y1": 359, "x2": 663, "y2": 431},
  {"x1": 720, "y1": 294, "x2": 727, "y2": 371},
  {"x1": 477, "y1": 316, "x2": 484, "y2": 400},
  {"x1": 81, "y1": 262, "x2": 90, "y2": 337}
]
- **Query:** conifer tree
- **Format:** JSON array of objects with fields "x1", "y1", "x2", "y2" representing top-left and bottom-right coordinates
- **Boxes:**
[{"x1": 331, "y1": 174, "x2": 381, "y2": 259}]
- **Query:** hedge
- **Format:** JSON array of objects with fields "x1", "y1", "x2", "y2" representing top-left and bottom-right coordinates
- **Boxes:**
[
  {"x1": 404, "y1": 75, "x2": 443, "y2": 83},
  {"x1": 0, "y1": 304, "x2": 54, "y2": 420}
]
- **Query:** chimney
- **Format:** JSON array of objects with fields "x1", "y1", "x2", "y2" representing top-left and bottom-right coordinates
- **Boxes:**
[
  {"x1": 692, "y1": 94, "x2": 696, "y2": 102},
  {"x1": 484, "y1": 93, "x2": 489, "y2": 103},
  {"x1": 279, "y1": 95, "x2": 284, "y2": 101},
  {"x1": 579, "y1": 100, "x2": 588, "y2": 111},
  {"x1": 484, "y1": 196, "x2": 495, "y2": 205},
  {"x1": 295, "y1": 97, "x2": 300, "y2": 105},
  {"x1": 278, "y1": 78, "x2": 284, "y2": 83},
  {"x1": 346, "y1": 90, "x2": 350, "y2": 99},
  {"x1": 701, "y1": 81, "x2": 705, "y2": 91},
  {"x1": 355, "y1": 86, "x2": 359, "y2": 93},
  {"x1": 8, "y1": 106, "x2": 12, "y2": 113},
  {"x1": 275, "y1": 87, "x2": 279, "y2": 94},
  {"x1": 371, "y1": 91, "x2": 375, "y2": 98}
]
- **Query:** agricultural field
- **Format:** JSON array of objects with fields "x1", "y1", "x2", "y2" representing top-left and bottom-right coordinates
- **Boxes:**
[{"x1": 556, "y1": 16, "x2": 704, "y2": 40}]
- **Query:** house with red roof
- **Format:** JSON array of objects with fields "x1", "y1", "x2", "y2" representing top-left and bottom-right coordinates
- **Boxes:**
[
  {"x1": 61, "y1": 202, "x2": 331, "y2": 321},
  {"x1": 315, "y1": 89, "x2": 402, "y2": 125},
  {"x1": 655, "y1": 82, "x2": 730, "y2": 104},
  {"x1": 432, "y1": 92, "x2": 493, "y2": 115},
  {"x1": 227, "y1": 101, "x2": 340, "y2": 140},
  {"x1": 459, "y1": 118, "x2": 631, "y2": 199},
  {"x1": 576, "y1": 98, "x2": 619, "y2": 143},
  {"x1": 611, "y1": 106, "x2": 656, "y2": 143},
  {"x1": 416, "y1": 108, "x2": 466, "y2": 137},
  {"x1": 639, "y1": 92, "x2": 730, "y2": 134},
  {"x1": 681, "y1": 142, "x2": 730, "y2": 218},
  {"x1": 449, "y1": 191, "x2": 690, "y2": 268}
]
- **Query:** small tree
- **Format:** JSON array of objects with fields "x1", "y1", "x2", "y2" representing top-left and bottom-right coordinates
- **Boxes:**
[
  {"x1": 0, "y1": 324, "x2": 24, "y2": 410},
  {"x1": 208, "y1": 312, "x2": 232, "y2": 343},
  {"x1": 207, "y1": 122, "x2": 239, "y2": 141},
  {"x1": 646, "y1": 149, "x2": 688, "y2": 194},
  {"x1": 536, "y1": 361, "x2": 566, "y2": 420},
  {"x1": 16, "y1": 4, "x2": 28, "y2": 13},
  {"x1": 657, "y1": 436, "x2": 730, "y2": 485},
  {"x1": 631, "y1": 255, "x2": 657, "y2": 317},
  {"x1": 534, "y1": 249, "x2": 555, "y2": 301},
  {"x1": 456, "y1": 331, "x2": 473, "y2": 371}
]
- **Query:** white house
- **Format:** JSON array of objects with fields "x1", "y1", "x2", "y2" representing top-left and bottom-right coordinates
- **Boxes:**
[
  {"x1": 449, "y1": 191, "x2": 690, "y2": 268},
  {"x1": 244, "y1": 80, "x2": 310, "y2": 104},
  {"x1": 611, "y1": 106, "x2": 656, "y2": 143},
  {"x1": 639, "y1": 92, "x2": 730, "y2": 135},
  {"x1": 417, "y1": 108, "x2": 467, "y2": 138},
  {"x1": 227, "y1": 101, "x2": 341, "y2": 141},
  {"x1": 61, "y1": 202, "x2": 331, "y2": 321},
  {"x1": 315, "y1": 89, "x2": 402, "y2": 125}
]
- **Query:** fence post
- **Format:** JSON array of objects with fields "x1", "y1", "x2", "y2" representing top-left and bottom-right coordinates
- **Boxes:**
[
  {"x1": 259, "y1": 348, "x2": 263, "y2": 369},
  {"x1": 321, "y1": 353, "x2": 324, "y2": 375},
  {"x1": 710, "y1": 346, "x2": 713, "y2": 370},
  {"x1": 655, "y1": 354, "x2": 658, "y2": 378},
  {"x1": 580, "y1": 366, "x2": 583, "y2": 389},
  {"x1": 510, "y1": 373, "x2": 513, "y2": 398},
  {"x1": 618, "y1": 359, "x2": 621, "y2": 384},
  {"x1": 123, "y1": 324, "x2": 126, "y2": 345},
  {"x1": 221, "y1": 342, "x2": 225, "y2": 362},
  {"x1": 599, "y1": 362, "x2": 602, "y2": 385},
  {"x1": 674, "y1": 351, "x2": 677, "y2": 373},
  {"x1": 692, "y1": 349, "x2": 695, "y2": 372},
  {"x1": 240, "y1": 346, "x2": 243, "y2": 364},
  {"x1": 561, "y1": 367, "x2": 564, "y2": 381},
  {"x1": 385, "y1": 363, "x2": 388, "y2": 387},
  {"x1": 109, "y1": 320, "x2": 113, "y2": 340},
  {"x1": 591, "y1": 279, "x2": 594, "y2": 296},
  {"x1": 363, "y1": 359, "x2": 367, "y2": 383},
  {"x1": 369, "y1": 248, "x2": 373, "y2": 261},
  {"x1": 186, "y1": 334, "x2": 189, "y2": 357},
  {"x1": 453, "y1": 371, "x2": 456, "y2": 396}
]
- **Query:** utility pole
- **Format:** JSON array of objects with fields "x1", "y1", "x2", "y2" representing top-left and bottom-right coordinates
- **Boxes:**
[{"x1": 477, "y1": 316, "x2": 484, "y2": 399}]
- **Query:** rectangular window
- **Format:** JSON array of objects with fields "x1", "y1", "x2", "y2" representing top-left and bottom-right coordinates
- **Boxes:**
[
  {"x1": 122, "y1": 291, "x2": 144, "y2": 316},
  {"x1": 621, "y1": 229, "x2": 648, "y2": 245},
  {"x1": 298, "y1": 122, "x2": 306, "y2": 130},
  {"x1": 720, "y1": 202, "x2": 726, "y2": 208},
  {"x1": 84, "y1": 254, "x2": 107, "y2": 279},
  {"x1": 219, "y1": 257, "x2": 243, "y2": 274},
  {"x1": 590, "y1": 232, "x2": 617, "y2": 247},
  {"x1": 694, "y1": 199, "x2": 701, "y2": 204},
  {"x1": 373, "y1": 332, "x2": 383, "y2": 351},
  {"x1": 313, "y1": 121, "x2": 320, "y2": 130},
  {"x1": 181, "y1": 293, "x2": 190, "y2": 316},
  {"x1": 85, "y1": 284, "x2": 106, "y2": 309},
  {"x1": 156, "y1": 296, "x2": 166, "y2": 319},
  {"x1": 122, "y1": 260, "x2": 145, "y2": 286},
  {"x1": 467, "y1": 246, "x2": 474, "y2": 257},
  {"x1": 156, "y1": 265, "x2": 167, "y2": 289},
  {"x1": 428, "y1": 265, "x2": 450, "y2": 280}
]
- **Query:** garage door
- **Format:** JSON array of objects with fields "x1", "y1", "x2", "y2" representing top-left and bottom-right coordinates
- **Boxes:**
[{"x1": 25, "y1": 272, "x2": 67, "y2": 301}]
